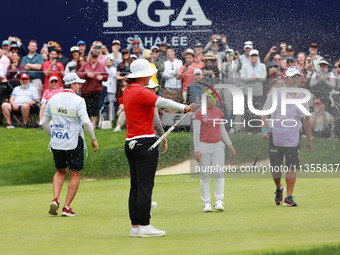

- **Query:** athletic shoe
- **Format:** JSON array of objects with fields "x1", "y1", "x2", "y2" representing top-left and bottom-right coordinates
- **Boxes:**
[
  {"x1": 61, "y1": 206, "x2": 76, "y2": 217},
  {"x1": 138, "y1": 225, "x2": 166, "y2": 237},
  {"x1": 283, "y1": 195, "x2": 298, "y2": 207},
  {"x1": 214, "y1": 199, "x2": 224, "y2": 211},
  {"x1": 151, "y1": 201, "x2": 157, "y2": 210},
  {"x1": 48, "y1": 198, "x2": 60, "y2": 215},
  {"x1": 274, "y1": 185, "x2": 285, "y2": 205},
  {"x1": 130, "y1": 227, "x2": 140, "y2": 237},
  {"x1": 6, "y1": 125, "x2": 15, "y2": 129},
  {"x1": 113, "y1": 126, "x2": 121, "y2": 132},
  {"x1": 203, "y1": 202, "x2": 212, "y2": 212}
]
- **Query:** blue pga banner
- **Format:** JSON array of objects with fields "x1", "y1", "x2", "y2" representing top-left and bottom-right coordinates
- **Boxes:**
[{"x1": 1, "y1": 0, "x2": 339, "y2": 59}]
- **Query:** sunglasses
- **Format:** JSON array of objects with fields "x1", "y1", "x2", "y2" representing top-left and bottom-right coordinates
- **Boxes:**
[
  {"x1": 122, "y1": 52, "x2": 129, "y2": 55},
  {"x1": 50, "y1": 80, "x2": 58, "y2": 83},
  {"x1": 274, "y1": 58, "x2": 281, "y2": 61},
  {"x1": 152, "y1": 50, "x2": 159, "y2": 53},
  {"x1": 250, "y1": 54, "x2": 258, "y2": 57}
]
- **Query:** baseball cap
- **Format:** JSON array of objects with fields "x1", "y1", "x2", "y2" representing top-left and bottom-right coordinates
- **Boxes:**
[
  {"x1": 249, "y1": 49, "x2": 259, "y2": 56},
  {"x1": 121, "y1": 48, "x2": 129, "y2": 53},
  {"x1": 267, "y1": 61, "x2": 278, "y2": 68},
  {"x1": 145, "y1": 79, "x2": 160, "y2": 89},
  {"x1": 319, "y1": 59, "x2": 330, "y2": 65},
  {"x1": 194, "y1": 69, "x2": 203, "y2": 75},
  {"x1": 203, "y1": 53, "x2": 216, "y2": 60},
  {"x1": 91, "y1": 51, "x2": 98, "y2": 56},
  {"x1": 151, "y1": 45, "x2": 159, "y2": 51},
  {"x1": 77, "y1": 40, "x2": 85, "y2": 45},
  {"x1": 244, "y1": 41, "x2": 253, "y2": 48},
  {"x1": 127, "y1": 59, "x2": 158, "y2": 79},
  {"x1": 130, "y1": 54, "x2": 138, "y2": 59},
  {"x1": 63, "y1": 73, "x2": 86, "y2": 85},
  {"x1": 70, "y1": 46, "x2": 79, "y2": 52},
  {"x1": 195, "y1": 42, "x2": 203, "y2": 47},
  {"x1": 10, "y1": 43, "x2": 19, "y2": 48},
  {"x1": 212, "y1": 39, "x2": 219, "y2": 44},
  {"x1": 105, "y1": 54, "x2": 114, "y2": 61},
  {"x1": 160, "y1": 42, "x2": 168, "y2": 47},
  {"x1": 21, "y1": 73, "x2": 30, "y2": 79},
  {"x1": 310, "y1": 43, "x2": 318, "y2": 48},
  {"x1": 112, "y1": 40, "x2": 120, "y2": 45},
  {"x1": 313, "y1": 98, "x2": 321, "y2": 104},
  {"x1": 2, "y1": 40, "x2": 10, "y2": 46},
  {"x1": 225, "y1": 48, "x2": 234, "y2": 53},
  {"x1": 182, "y1": 48, "x2": 194, "y2": 57},
  {"x1": 286, "y1": 45, "x2": 294, "y2": 51},
  {"x1": 287, "y1": 57, "x2": 296, "y2": 62},
  {"x1": 285, "y1": 66, "x2": 302, "y2": 77},
  {"x1": 49, "y1": 76, "x2": 59, "y2": 82}
]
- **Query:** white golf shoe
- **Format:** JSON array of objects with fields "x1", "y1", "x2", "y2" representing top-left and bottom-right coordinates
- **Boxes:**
[
  {"x1": 138, "y1": 225, "x2": 166, "y2": 237},
  {"x1": 214, "y1": 200, "x2": 224, "y2": 211},
  {"x1": 130, "y1": 227, "x2": 140, "y2": 237},
  {"x1": 151, "y1": 201, "x2": 157, "y2": 209},
  {"x1": 203, "y1": 202, "x2": 212, "y2": 212}
]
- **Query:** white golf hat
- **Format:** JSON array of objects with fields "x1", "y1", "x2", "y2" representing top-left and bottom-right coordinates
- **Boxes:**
[
  {"x1": 49, "y1": 76, "x2": 59, "y2": 82},
  {"x1": 194, "y1": 69, "x2": 203, "y2": 75},
  {"x1": 249, "y1": 49, "x2": 259, "y2": 56},
  {"x1": 105, "y1": 54, "x2": 114, "y2": 61},
  {"x1": 145, "y1": 79, "x2": 160, "y2": 89},
  {"x1": 225, "y1": 48, "x2": 234, "y2": 53},
  {"x1": 70, "y1": 46, "x2": 79, "y2": 52},
  {"x1": 151, "y1": 45, "x2": 159, "y2": 51},
  {"x1": 130, "y1": 54, "x2": 138, "y2": 59},
  {"x1": 126, "y1": 59, "x2": 158, "y2": 78},
  {"x1": 63, "y1": 73, "x2": 86, "y2": 85},
  {"x1": 244, "y1": 41, "x2": 253, "y2": 48},
  {"x1": 285, "y1": 66, "x2": 302, "y2": 77},
  {"x1": 319, "y1": 59, "x2": 330, "y2": 65}
]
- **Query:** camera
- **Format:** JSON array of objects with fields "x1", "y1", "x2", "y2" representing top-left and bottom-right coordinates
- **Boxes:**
[
  {"x1": 94, "y1": 46, "x2": 102, "y2": 50},
  {"x1": 11, "y1": 37, "x2": 16, "y2": 42},
  {"x1": 307, "y1": 59, "x2": 312, "y2": 64}
]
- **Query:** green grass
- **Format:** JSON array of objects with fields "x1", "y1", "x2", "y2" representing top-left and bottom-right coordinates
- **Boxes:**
[
  {"x1": 0, "y1": 176, "x2": 339, "y2": 255},
  {"x1": 1, "y1": 128, "x2": 340, "y2": 186}
]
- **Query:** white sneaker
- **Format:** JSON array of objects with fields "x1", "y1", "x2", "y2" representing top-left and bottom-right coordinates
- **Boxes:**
[
  {"x1": 138, "y1": 225, "x2": 166, "y2": 237},
  {"x1": 214, "y1": 200, "x2": 224, "y2": 211},
  {"x1": 130, "y1": 227, "x2": 140, "y2": 237},
  {"x1": 113, "y1": 126, "x2": 121, "y2": 132},
  {"x1": 203, "y1": 202, "x2": 212, "y2": 212},
  {"x1": 151, "y1": 201, "x2": 157, "y2": 209}
]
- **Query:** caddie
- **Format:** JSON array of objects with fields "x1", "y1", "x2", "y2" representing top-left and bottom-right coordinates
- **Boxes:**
[{"x1": 42, "y1": 73, "x2": 99, "y2": 217}]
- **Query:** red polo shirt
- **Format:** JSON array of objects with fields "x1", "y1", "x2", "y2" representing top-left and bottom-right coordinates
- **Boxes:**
[{"x1": 123, "y1": 83, "x2": 159, "y2": 139}]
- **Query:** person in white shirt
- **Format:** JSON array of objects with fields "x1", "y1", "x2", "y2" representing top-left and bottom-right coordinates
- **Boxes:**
[
  {"x1": 162, "y1": 47, "x2": 183, "y2": 102},
  {"x1": 64, "y1": 46, "x2": 80, "y2": 74},
  {"x1": 42, "y1": 73, "x2": 99, "y2": 217}
]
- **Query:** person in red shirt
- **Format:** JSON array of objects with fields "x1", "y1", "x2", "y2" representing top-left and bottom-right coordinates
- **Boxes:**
[
  {"x1": 43, "y1": 49, "x2": 65, "y2": 92},
  {"x1": 176, "y1": 49, "x2": 202, "y2": 104},
  {"x1": 124, "y1": 59, "x2": 199, "y2": 238},
  {"x1": 193, "y1": 96, "x2": 236, "y2": 212},
  {"x1": 77, "y1": 50, "x2": 108, "y2": 128}
]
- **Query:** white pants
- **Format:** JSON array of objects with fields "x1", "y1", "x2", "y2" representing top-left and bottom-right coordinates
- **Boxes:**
[
  {"x1": 199, "y1": 141, "x2": 225, "y2": 204},
  {"x1": 30, "y1": 79, "x2": 42, "y2": 98},
  {"x1": 107, "y1": 93, "x2": 116, "y2": 121}
]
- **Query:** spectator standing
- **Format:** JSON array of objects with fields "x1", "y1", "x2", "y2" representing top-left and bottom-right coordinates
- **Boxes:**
[
  {"x1": 309, "y1": 43, "x2": 323, "y2": 72},
  {"x1": 5, "y1": 52, "x2": 26, "y2": 88},
  {"x1": 204, "y1": 35, "x2": 228, "y2": 66},
  {"x1": 202, "y1": 53, "x2": 221, "y2": 85},
  {"x1": 162, "y1": 47, "x2": 183, "y2": 103},
  {"x1": 21, "y1": 40, "x2": 44, "y2": 97},
  {"x1": 77, "y1": 50, "x2": 108, "y2": 128},
  {"x1": 65, "y1": 46, "x2": 80, "y2": 74},
  {"x1": 222, "y1": 49, "x2": 242, "y2": 85},
  {"x1": 177, "y1": 49, "x2": 201, "y2": 103},
  {"x1": 113, "y1": 80, "x2": 127, "y2": 132},
  {"x1": 187, "y1": 69, "x2": 204, "y2": 104},
  {"x1": 193, "y1": 42, "x2": 205, "y2": 68},
  {"x1": 116, "y1": 49, "x2": 132, "y2": 83},
  {"x1": 37, "y1": 76, "x2": 63, "y2": 127},
  {"x1": 240, "y1": 49, "x2": 267, "y2": 132},
  {"x1": 240, "y1": 41, "x2": 253, "y2": 66},
  {"x1": 151, "y1": 46, "x2": 165, "y2": 89},
  {"x1": 54, "y1": 42, "x2": 70, "y2": 67},
  {"x1": 310, "y1": 59, "x2": 336, "y2": 110},
  {"x1": 110, "y1": 39, "x2": 122, "y2": 68},
  {"x1": 76, "y1": 56, "x2": 86, "y2": 72},
  {"x1": 158, "y1": 42, "x2": 168, "y2": 62},
  {"x1": 1, "y1": 74, "x2": 39, "y2": 129},
  {"x1": 285, "y1": 45, "x2": 295, "y2": 59},
  {"x1": 43, "y1": 49, "x2": 65, "y2": 89},
  {"x1": 77, "y1": 40, "x2": 87, "y2": 58},
  {"x1": 1, "y1": 40, "x2": 11, "y2": 72},
  {"x1": 311, "y1": 98, "x2": 332, "y2": 138},
  {"x1": 263, "y1": 62, "x2": 284, "y2": 97}
]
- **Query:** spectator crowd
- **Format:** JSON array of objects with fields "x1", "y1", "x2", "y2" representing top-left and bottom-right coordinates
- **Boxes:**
[{"x1": 0, "y1": 35, "x2": 339, "y2": 139}]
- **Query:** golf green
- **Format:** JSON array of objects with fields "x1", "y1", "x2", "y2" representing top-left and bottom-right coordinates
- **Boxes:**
[{"x1": 1, "y1": 175, "x2": 339, "y2": 254}]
